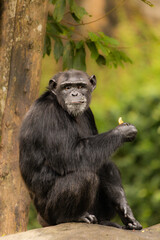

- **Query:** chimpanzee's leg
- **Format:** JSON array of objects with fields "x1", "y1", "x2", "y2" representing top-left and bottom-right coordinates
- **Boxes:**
[
  {"x1": 91, "y1": 189, "x2": 123, "y2": 228},
  {"x1": 96, "y1": 162, "x2": 142, "y2": 230},
  {"x1": 41, "y1": 171, "x2": 99, "y2": 226}
]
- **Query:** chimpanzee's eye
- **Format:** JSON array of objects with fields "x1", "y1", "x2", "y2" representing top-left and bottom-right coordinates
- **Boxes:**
[
  {"x1": 64, "y1": 86, "x2": 71, "y2": 90},
  {"x1": 77, "y1": 85, "x2": 84, "y2": 89}
]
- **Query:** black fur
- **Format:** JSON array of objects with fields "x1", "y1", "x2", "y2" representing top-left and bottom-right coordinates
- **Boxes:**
[{"x1": 19, "y1": 69, "x2": 142, "y2": 229}]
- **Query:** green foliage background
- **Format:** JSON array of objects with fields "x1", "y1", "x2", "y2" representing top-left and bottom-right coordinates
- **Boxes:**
[{"x1": 28, "y1": 5, "x2": 160, "y2": 230}]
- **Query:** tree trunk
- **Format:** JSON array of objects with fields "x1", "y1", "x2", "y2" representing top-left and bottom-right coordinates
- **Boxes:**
[{"x1": 0, "y1": 0, "x2": 48, "y2": 235}]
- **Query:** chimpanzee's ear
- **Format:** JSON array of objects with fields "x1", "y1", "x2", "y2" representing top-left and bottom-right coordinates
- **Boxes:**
[
  {"x1": 49, "y1": 79, "x2": 57, "y2": 95},
  {"x1": 89, "y1": 75, "x2": 97, "y2": 91}
]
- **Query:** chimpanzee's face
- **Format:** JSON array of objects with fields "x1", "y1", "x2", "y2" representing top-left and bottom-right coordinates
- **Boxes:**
[{"x1": 49, "y1": 70, "x2": 96, "y2": 117}]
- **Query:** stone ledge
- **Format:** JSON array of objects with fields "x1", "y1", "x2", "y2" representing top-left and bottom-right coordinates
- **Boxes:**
[{"x1": 1, "y1": 223, "x2": 160, "y2": 240}]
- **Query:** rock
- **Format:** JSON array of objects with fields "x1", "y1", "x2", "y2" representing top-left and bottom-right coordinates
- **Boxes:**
[{"x1": 1, "y1": 223, "x2": 160, "y2": 240}]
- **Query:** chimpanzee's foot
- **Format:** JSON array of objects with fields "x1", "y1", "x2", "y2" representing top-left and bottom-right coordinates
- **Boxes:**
[
  {"x1": 118, "y1": 204, "x2": 142, "y2": 230},
  {"x1": 99, "y1": 220, "x2": 123, "y2": 228},
  {"x1": 123, "y1": 219, "x2": 142, "y2": 230},
  {"x1": 77, "y1": 212, "x2": 97, "y2": 224}
]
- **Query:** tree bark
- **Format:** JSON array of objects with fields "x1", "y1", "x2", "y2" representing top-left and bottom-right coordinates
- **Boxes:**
[{"x1": 0, "y1": 0, "x2": 48, "y2": 235}]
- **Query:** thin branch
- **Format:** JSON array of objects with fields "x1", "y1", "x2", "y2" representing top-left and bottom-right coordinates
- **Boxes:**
[
  {"x1": 47, "y1": 33, "x2": 82, "y2": 42},
  {"x1": 62, "y1": 0, "x2": 126, "y2": 27}
]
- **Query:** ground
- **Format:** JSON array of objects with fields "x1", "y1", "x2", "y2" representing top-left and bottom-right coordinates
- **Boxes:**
[{"x1": 1, "y1": 223, "x2": 160, "y2": 240}]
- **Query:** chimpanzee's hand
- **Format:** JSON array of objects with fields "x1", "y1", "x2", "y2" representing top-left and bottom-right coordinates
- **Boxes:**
[{"x1": 115, "y1": 123, "x2": 138, "y2": 142}]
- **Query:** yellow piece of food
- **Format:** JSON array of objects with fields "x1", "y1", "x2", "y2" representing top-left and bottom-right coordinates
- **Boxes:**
[{"x1": 118, "y1": 117, "x2": 124, "y2": 125}]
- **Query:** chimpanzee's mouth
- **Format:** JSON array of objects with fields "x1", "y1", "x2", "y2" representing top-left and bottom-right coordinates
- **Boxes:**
[
  {"x1": 65, "y1": 100, "x2": 87, "y2": 117},
  {"x1": 71, "y1": 101, "x2": 85, "y2": 104},
  {"x1": 66, "y1": 100, "x2": 86, "y2": 105}
]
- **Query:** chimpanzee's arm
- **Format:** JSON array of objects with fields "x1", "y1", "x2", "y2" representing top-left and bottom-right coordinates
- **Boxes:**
[
  {"x1": 78, "y1": 123, "x2": 137, "y2": 170},
  {"x1": 43, "y1": 122, "x2": 137, "y2": 174}
]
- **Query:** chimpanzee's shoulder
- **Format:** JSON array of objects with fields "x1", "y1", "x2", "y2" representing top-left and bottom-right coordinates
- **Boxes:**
[
  {"x1": 36, "y1": 91, "x2": 56, "y2": 103},
  {"x1": 84, "y1": 108, "x2": 98, "y2": 134}
]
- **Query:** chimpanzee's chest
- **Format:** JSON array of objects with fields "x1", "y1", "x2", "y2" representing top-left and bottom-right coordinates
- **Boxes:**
[{"x1": 75, "y1": 115, "x2": 94, "y2": 138}]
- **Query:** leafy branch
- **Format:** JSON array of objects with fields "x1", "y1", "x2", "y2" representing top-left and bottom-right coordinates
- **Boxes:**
[
  {"x1": 44, "y1": 0, "x2": 153, "y2": 71},
  {"x1": 61, "y1": 0, "x2": 126, "y2": 27}
]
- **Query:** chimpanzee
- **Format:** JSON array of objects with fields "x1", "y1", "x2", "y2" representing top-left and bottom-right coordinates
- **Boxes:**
[{"x1": 19, "y1": 69, "x2": 142, "y2": 230}]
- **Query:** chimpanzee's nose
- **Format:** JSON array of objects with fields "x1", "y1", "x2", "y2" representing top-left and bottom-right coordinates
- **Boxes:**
[{"x1": 71, "y1": 91, "x2": 78, "y2": 97}]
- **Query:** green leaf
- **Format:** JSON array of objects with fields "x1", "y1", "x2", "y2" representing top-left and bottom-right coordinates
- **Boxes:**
[
  {"x1": 75, "y1": 40, "x2": 84, "y2": 49},
  {"x1": 52, "y1": 22, "x2": 64, "y2": 34},
  {"x1": 63, "y1": 41, "x2": 75, "y2": 70},
  {"x1": 43, "y1": 34, "x2": 51, "y2": 57},
  {"x1": 54, "y1": 38, "x2": 64, "y2": 62},
  {"x1": 73, "y1": 43, "x2": 86, "y2": 71},
  {"x1": 98, "y1": 32, "x2": 119, "y2": 46},
  {"x1": 104, "y1": 49, "x2": 132, "y2": 68},
  {"x1": 47, "y1": 22, "x2": 64, "y2": 37},
  {"x1": 47, "y1": 21, "x2": 72, "y2": 39},
  {"x1": 88, "y1": 32, "x2": 111, "y2": 58},
  {"x1": 96, "y1": 41, "x2": 110, "y2": 56},
  {"x1": 96, "y1": 55, "x2": 106, "y2": 66},
  {"x1": 46, "y1": 22, "x2": 59, "y2": 36},
  {"x1": 86, "y1": 40, "x2": 99, "y2": 60},
  {"x1": 88, "y1": 32, "x2": 99, "y2": 42},
  {"x1": 71, "y1": 13, "x2": 81, "y2": 23},
  {"x1": 53, "y1": 0, "x2": 66, "y2": 22},
  {"x1": 60, "y1": 24, "x2": 73, "y2": 37},
  {"x1": 117, "y1": 50, "x2": 132, "y2": 64},
  {"x1": 69, "y1": 0, "x2": 88, "y2": 21}
]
